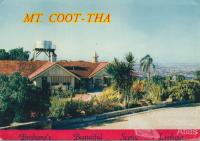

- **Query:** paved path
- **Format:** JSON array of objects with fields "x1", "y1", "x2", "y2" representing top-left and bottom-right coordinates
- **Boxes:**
[{"x1": 83, "y1": 104, "x2": 200, "y2": 129}]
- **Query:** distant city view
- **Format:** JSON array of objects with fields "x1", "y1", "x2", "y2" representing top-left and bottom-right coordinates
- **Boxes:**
[{"x1": 135, "y1": 63, "x2": 200, "y2": 79}]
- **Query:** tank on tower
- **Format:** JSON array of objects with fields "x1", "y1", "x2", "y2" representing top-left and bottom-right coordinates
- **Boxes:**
[
  {"x1": 35, "y1": 41, "x2": 54, "y2": 49},
  {"x1": 32, "y1": 40, "x2": 57, "y2": 62}
]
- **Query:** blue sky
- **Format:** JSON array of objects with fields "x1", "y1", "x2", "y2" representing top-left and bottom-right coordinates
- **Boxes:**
[{"x1": 0, "y1": 0, "x2": 200, "y2": 63}]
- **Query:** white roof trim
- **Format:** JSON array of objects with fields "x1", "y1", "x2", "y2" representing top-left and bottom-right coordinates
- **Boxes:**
[{"x1": 30, "y1": 63, "x2": 80, "y2": 80}]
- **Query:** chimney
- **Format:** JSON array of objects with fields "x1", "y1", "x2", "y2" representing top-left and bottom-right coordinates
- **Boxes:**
[{"x1": 92, "y1": 51, "x2": 99, "y2": 63}]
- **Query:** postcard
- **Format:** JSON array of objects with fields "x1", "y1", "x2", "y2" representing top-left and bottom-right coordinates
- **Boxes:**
[{"x1": 0, "y1": 0, "x2": 200, "y2": 140}]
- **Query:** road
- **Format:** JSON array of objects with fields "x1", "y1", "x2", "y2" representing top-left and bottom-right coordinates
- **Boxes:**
[{"x1": 81, "y1": 104, "x2": 200, "y2": 129}]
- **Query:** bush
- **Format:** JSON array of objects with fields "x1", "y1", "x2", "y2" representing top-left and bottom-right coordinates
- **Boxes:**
[
  {"x1": 49, "y1": 97, "x2": 96, "y2": 119},
  {"x1": 49, "y1": 98, "x2": 81, "y2": 119},
  {"x1": 0, "y1": 108, "x2": 14, "y2": 126},
  {"x1": 49, "y1": 98, "x2": 67, "y2": 119},
  {"x1": 49, "y1": 87, "x2": 125, "y2": 119},
  {"x1": 145, "y1": 83, "x2": 162, "y2": 104},
  {"x1": 127, "y1": 99, "x2": 141, "y2": 108},
  {"x1": 161, "y1": 89, "x2": 171, "y2": 101},
  {"x1": 131, "y1": 80, "x2": 146, "y2": 100},
  {"x1": 132, "y1": 80, "x2": 145, "y2": 93},
  {"x1": 78, "y1": 100, "x2": 94, "y2": 116},
  {"x1": 0, "y1": 72, "x2": 49, "y2": 126},
  {"x1": 98, "y1": 87, "x2": 120, "y2": 103},
  {"x1": 52, "y1": 87, "x2": 74, "y2": 98},
  {"x1": 196, "y1": 71, "x2": 200, "y2": 81},
  {"x1": 176, "y1": 75, "x2": 186, "y2": 82},
  {"x1": 93, "y1": 87, "x2": 122, "y2": 113},
  {"x1": 65, "y1": 99, "x2": 82, "y2": 117},
  {"x1": 169, "y1": 80, "x2": 200, "y2": 102},
  {"x1": 152, "y1": 75, "x2": 165, "y2": 87}
]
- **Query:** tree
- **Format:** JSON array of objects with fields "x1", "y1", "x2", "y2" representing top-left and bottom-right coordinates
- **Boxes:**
[
  {"x1": 140, "y1": 55, "x2": 155, "y2": 82},
  {"x1": 0, "y1": 72, "x2": 49, "y2": 126},
  {"x1": 9, "y1": 47, "x2": 30, "y2": 60},
  {"x1": 0, "y1": 49, "x2": 9, "y2": 60},
  {"x1": 196, "y1": 71, "x2": 200, "y2": 81},
  {"x1": 152, "y1": 75, "x2": 165, "y2": 87},
  {"x1": 176, "y1": 74, "x2": 185, "y2": 82},
  {"x1": 107, "y1": 52, "x2": 136, "y2": 106},
  {"x1": 0, "y1": 48, "x2": 30, "y2": 61},
  {"x1": 0, "y1": 74, "x2": 13, "y2": 125}
]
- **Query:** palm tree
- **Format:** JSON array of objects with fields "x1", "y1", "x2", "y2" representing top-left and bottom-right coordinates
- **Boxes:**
[
  {"x1": 140, "y1": 55, "x2": 155, "y2": 82},
  {"x1": 107, "y1": 52, "x2": 136, "y2": 106}
]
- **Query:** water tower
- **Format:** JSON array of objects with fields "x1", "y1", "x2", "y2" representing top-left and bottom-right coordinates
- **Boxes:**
[{"x1": 32, "y1": 41, "x2": 57, "y2": 62}]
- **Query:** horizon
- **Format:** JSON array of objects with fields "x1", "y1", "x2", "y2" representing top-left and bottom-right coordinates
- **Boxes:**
[
  {"x1": 1, "y1": 49, "x2": 200, "y2": 66},
  {"x1": 0, "y1": 0, "x2": 200, "y2": 64}
]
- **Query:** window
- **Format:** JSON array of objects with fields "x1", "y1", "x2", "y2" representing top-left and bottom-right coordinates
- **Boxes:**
[{"x1": 50, "y1": 76, "x2": 71, "y2": 84}]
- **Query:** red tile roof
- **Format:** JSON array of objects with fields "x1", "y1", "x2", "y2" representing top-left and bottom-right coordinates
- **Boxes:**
[
  {"x1": 0, "y1": 60, "x2": 109, "y2": 79},
  {"x1": 89, "y1": 62, "x2": 109, "y2": 78},
  {"x1": 58, "y1": 61, "x2": 109, "y2": 78},
  {"x1": 0, "y1": 60, "x2": 47, "y2": 76},
  {"x1": 28, "y1": 62, "x2": 56, "y2": 80}
]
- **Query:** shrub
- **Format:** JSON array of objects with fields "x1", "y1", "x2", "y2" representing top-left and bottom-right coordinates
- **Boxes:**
[
  {"x1": 132, "y1": 80, "x2": 145, "y2": 93},
  {"x1": 162, "y1": 75, "x2": 177, "y2": 89},
  {"x1": 93, "y1": 87, "x2": 122, "y2": 113},
  {"x1": 176, "y1": 75, "x2": 186, "y2": 82},
  {"x1": 78, "y1": 100, "x2": 94, "y2": 116},
  {"x1": 65, "y1": 99, "x2": 82, "y2": 117},
  {"x1": 161, "y1": 88, "x2": 171, "y2": 101},
  {"x1": 145, "y1": 83, "x2": 162, "y2": 104},
  {"x1": 49, "y1": 97, "x2": 96, "y2": 119},
  {"x1": 196, "y1": 71, "x2": 200, "y2": 81},
  {"x1": 0, "y1": 72, "x2": 49, "y2": 126},
  {"x1": 98, "y1": 87, "x2": 120, "y2": 103},
  {"x1": 52, "y1": 87, "x2": 74, "y2": 98},
  {"x1": 152, "y1": 75, "x2": 165, "y2": 87},
  {"x1": 49, "y1": 98, "x2": 82, "y2": 119},
  {"x1": 0, "y1": 108, "x2": 14, "y2": 126},
  {"x1": 49, "y1": 98, "x2": 67, "y2": 119},
  {"x1": 127, "y1": 99, "x2": 141, "y2": 108},
  {"x1": 131, "y1": 80, "x2": 146, "y2": 100},
  {"x1": 169, "y1": 80, "x2": 200, "y2": 102}
]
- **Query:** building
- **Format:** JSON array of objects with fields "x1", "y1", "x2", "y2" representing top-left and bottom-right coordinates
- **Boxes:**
[{"x1": 0, "y1": 60, "x2": 110, "y2": 92}]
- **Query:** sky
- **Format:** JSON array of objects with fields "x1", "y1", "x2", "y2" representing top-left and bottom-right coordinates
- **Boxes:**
[{"x1": 0, "y1": 0, "x2": 200, "y2": 64}]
